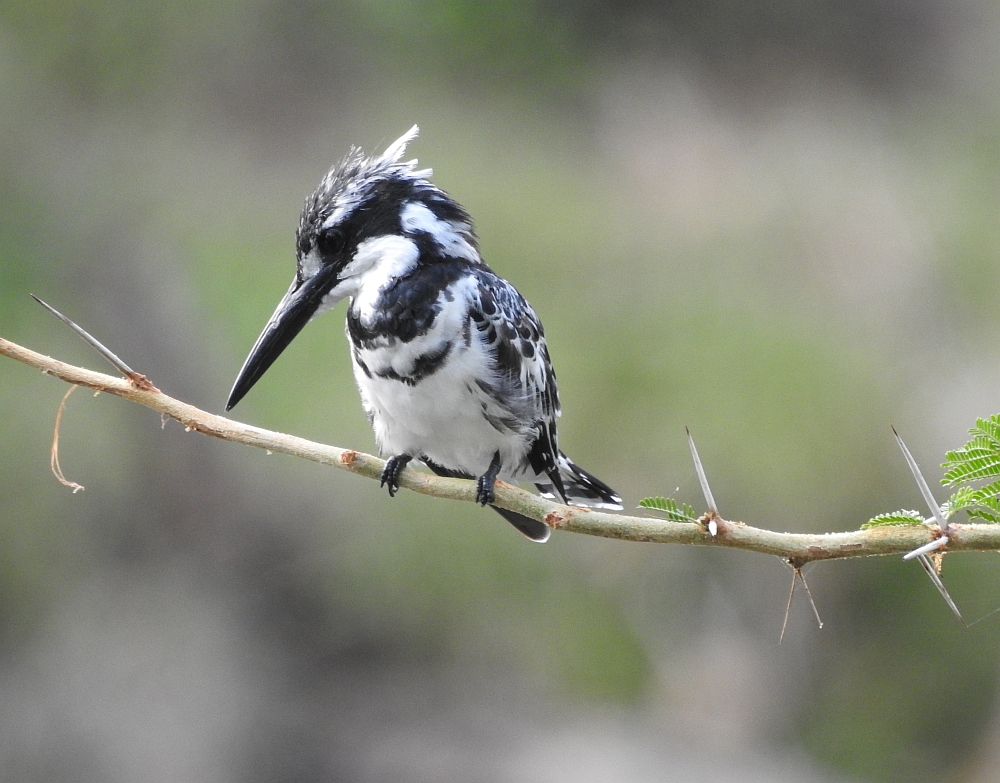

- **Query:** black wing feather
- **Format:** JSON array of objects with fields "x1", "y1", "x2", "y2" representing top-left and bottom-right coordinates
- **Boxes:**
[{"x1": 470, "y1": 268, "x2": 563, "y2": 493}]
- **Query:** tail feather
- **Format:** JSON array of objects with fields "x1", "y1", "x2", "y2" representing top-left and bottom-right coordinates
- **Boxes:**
[
  {"x1": 491, "y1": 506, "x2": 551, "y2": 543},
  {"x1": 423, "y1": 458, "x2": 551, "y2": 542},
  {"x1": 536, "y1": 452, "x2": 623, "y2": 510}
]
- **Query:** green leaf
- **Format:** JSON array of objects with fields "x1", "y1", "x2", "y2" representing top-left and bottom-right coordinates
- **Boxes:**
[
  {"x1": 943, "y1": 486, "x2": 979, "y2": 515},
  {"x1": 966, "y1": 508, "x2": 1000, "y2": 524},
  {"x1": 861, "y1": 510, "x2": 926, "y2": 529},
  {"x1": 638, "y1": 497, "x2": 698, "y2": 523},
  {"x1": 942, "y1": 415, "x2": 1000, "y2": 486},
  {"x1": 944, "y1": 481, "x2": 1000, "y2": 523},
  {"x1": 974, "y1": 415, "x2": 1000, "y2": 446},
  {"x1": 969, "y1": 479, "x2": 1000, "y2": 501},
  {"x1": 942, "y1": 456, "x2": 1000, "y2": 486}
]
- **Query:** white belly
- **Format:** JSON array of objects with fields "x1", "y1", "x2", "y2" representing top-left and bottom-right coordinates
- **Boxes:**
[{"x1": 352, "y1": 337, "x2": 534, "y2": 480}]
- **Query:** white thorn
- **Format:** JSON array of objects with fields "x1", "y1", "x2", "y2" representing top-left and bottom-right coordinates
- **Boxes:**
[
  {"x1": 686, "y1": 427, "x2": 718, "y2": 514},
  {"x1": 916, "y1": 553, "x2": 965, "y2": 624},
  {"x1": 903, "y1": 535, "x2": 949, "y2": 561},
  {"x1": 893, "y1": 427, "x2": 949, "y2": 533}
]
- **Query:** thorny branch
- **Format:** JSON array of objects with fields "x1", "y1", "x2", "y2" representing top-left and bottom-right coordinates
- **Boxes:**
[{"x1": 3, "y1": 333, "x2": 1000, "y2": 563}]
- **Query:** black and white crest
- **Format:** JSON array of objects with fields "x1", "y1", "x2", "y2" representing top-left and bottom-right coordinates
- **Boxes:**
[{"x1": 228, "y1": 127, "x2": 622, "y2": 542}]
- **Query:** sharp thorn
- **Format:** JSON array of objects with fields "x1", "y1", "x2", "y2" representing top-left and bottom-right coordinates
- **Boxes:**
[
  {"x1": 780, "y1": 568, "x2": 796, "y2": 645},
  {"x1": 892, "y1": 427, "x2": 949, "y2": 533},
  {"x1": 797, "y1": 569, "x2": 824, "y2": 630},
  {"x1": 30, "y1": 295, "x2": 158, "y2": 391},
  {"x1": 686, "y1": 427, "x2": 718, "y2": 514},
  {"x1": 916, "y1": 554, "x2": 965, "y2": 625},
  {"x1": 31, "y1": 295, "x2": 137, "y2": 377},
  {"x1": 902, "y1": 535, "x2": 948, "y2": 561}
]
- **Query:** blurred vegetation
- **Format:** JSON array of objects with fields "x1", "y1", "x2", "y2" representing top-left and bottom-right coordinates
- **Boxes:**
[{"x1": 1, "y1": 1, "x2": 1000, "y2": 781}]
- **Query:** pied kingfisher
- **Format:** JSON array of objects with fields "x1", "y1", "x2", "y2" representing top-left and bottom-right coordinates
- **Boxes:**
[{"x1": 226, "y1": 127, "x2": 622, "y2": 542}]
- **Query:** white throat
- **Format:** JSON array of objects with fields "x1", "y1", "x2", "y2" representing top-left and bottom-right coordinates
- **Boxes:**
[{"x1": 313, "y1": 235, "x2": 420, "y2": 322}]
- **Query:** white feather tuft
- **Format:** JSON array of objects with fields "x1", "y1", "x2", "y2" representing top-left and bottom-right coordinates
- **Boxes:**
[{"x1": 381, "y1": 125, "x2": 420, "y2": 163}]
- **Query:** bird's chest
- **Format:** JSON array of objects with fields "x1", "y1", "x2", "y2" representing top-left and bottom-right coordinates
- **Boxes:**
[
  {"x1": 354, "y1": 335, "x2": 483, "y2": 422},
  {"x1": 347, "y1": 260, "x2": 467, "y2": 344},
  {"x1": 345, "y1": 260, "x2": 479, "y2": 376},
  {"x1": 352, "y1": 330, "x2": 517, "y2": 471},
  {"x1": 343, "y1": 265, "x2": 532, "y2": 472},
  {"x1": 347, "y1": 275, "x2": 472, "y2": 377},
  {"x1": 348, "y1": 304, "x2": 528, "y2": 471}
]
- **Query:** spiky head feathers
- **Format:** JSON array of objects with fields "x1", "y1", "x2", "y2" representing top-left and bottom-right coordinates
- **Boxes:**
[{"x1": 296, "y1": 126, "x2": 441, "y2": 256}]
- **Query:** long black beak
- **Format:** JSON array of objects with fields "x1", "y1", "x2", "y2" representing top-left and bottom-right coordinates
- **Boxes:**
[{"x1": 226, "y1": 266, "x2": 339, "y2": 411}]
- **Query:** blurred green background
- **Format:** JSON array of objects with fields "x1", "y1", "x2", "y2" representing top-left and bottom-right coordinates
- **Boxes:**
[{"x1": 2, "y1": 1, "x2": 1000, "y2": 781}]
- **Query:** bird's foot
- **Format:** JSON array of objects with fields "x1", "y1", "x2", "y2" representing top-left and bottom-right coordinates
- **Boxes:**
[
  {"x1": 475, "y1": 451, "x2": 503, "y2": 506},
  {"x1": 380, "y1": 454, "x2": 413, "y2": 497},
  {"x1": 475, "y1": 475, "x2": 495, "y2": 505}
]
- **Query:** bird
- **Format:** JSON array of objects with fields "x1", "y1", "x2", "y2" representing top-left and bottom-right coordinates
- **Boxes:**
[{"x1": 226, "y1": 126, "x2": 622, "y2": 542}]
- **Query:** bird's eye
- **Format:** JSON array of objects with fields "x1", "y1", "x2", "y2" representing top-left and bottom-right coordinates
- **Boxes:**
[{"x1": 316, "y1": 227, "x2": 345, "y2": 256}]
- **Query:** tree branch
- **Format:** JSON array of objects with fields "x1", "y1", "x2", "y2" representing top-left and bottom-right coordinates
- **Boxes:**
[{"x1": 3, "y1": 334, "x2": 996, "y2": 562}]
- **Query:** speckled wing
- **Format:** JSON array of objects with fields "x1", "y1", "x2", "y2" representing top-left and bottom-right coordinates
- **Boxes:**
[{"x1": 469, "y1": 268, "x2": 562, "y2": 481}]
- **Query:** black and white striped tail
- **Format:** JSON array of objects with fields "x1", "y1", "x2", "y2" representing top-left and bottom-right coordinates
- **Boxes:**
[{"x1": 536, "y1": 452, "x2": 623, "y2": 511}]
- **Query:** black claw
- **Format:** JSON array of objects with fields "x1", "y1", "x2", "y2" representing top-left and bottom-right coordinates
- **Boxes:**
[
  {"x1": 380, "y1": 454, "x2": 412, "y2": 497},
  {"x1": 475, "y1": 451, "x2": 503, "y2": 506},
  {"x1": 476, "y1": 475, "x2": 495, "y2": 505}
]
